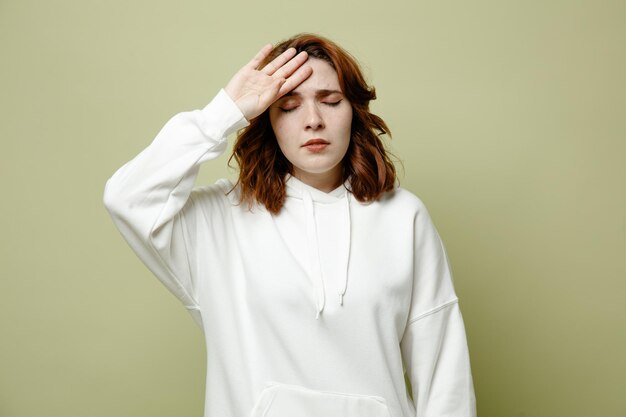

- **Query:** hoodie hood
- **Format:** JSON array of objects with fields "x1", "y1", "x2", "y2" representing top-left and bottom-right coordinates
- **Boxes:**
[{"x1": 282, "y1": 174, "x2": 353, "y2": 319}]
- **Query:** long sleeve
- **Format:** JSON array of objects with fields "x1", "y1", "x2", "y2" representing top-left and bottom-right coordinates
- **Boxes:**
[
  {"x1": 400, "y1": 201, "x2": 477, "y2": 416},
  {"x1": 103, "y1": 89, "x2": 249, "y2": 328}
]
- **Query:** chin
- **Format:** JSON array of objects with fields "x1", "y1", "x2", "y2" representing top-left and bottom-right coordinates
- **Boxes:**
[{"x1": 293, "y1": 164, "x2": 342, "y2": 180}]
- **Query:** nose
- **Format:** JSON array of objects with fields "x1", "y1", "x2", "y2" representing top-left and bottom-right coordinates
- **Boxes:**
[{"x1": 304, "y1": 103, "x2": 324, "y2": 130}]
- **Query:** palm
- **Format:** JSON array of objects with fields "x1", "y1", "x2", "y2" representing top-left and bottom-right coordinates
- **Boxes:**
[{"x1": 225, "y1": 45, "x2": 312, "y2": 120}]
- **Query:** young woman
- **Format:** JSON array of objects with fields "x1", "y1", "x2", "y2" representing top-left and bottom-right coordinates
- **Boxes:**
[{"x1": 104, "y1": 33, "x2": 476, "y2": 417}]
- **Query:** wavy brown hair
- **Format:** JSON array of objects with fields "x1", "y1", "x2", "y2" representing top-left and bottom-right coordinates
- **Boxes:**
[{"x1": 228, "y1": 33, "x2": 397, "y2": 214}]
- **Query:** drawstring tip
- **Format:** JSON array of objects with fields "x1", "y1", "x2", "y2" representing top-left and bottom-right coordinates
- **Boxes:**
[
  {"x1": 315, "y1": 310, "x2": 320, "y2": 320},
  {"x1": 339, "y1": 294, "x2": 344, "y2": 306}
]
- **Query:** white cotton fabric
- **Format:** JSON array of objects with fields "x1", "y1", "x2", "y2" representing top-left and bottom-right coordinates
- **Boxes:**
[{"x1": 103, "y1": 89, "x2": 477, "y2": 417}]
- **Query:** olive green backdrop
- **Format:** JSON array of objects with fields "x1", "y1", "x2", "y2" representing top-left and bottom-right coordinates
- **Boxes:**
[{"x1": 1, "y1": 1, "x2": 624, "y2": 416}]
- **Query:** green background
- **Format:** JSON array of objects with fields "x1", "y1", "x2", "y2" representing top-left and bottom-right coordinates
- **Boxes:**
[{"x1": 1, "y1": 1, "x2": 624, "y2": 416}]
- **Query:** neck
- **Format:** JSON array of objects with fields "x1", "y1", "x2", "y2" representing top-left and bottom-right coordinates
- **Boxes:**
[{"x1": 292, "y1": 166, "x2": 343, "y2": 193}]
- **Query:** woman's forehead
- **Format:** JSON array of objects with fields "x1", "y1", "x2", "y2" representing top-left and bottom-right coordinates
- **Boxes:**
[{"x1": 290, "y1": 58, "x2": 341, "y2": 95}]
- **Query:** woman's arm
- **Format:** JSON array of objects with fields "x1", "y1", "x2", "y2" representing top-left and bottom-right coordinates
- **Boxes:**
[
  {"x1": 400, "y1": 201, "x2": 477, "y2": 416},
  {"x1": 103, "y1": 90, "x2": 248, "y2": 327},
  {"x1": 103, "y1": 45, "x2": 312, "y2": 327}
]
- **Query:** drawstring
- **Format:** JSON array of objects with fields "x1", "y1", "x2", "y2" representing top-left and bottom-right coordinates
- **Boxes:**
[
  {"x1": 302, "y1": 185, "x2": 352, "y2": 319},
  {"x1": 303, "y1": 190, "x2": 326, "y2": 319},
  {"x1": 338, "y1": 192, "x2": 351, "y2": 306}
]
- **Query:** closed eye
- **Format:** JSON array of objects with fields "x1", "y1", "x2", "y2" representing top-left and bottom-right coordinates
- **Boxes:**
[
  {"x1": 279, "y1": 99, "x2": 343, "y2": 113},
  {"x1": 324, "y1": 100, "x2": 342, "y2": 107}
]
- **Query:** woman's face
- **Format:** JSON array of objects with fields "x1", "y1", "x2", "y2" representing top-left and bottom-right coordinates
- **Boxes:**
[{"x1": 269, "y1": 58, "x2": 352, "y2": 189}]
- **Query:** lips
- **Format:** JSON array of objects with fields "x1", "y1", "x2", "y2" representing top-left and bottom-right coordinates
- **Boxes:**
[
  {"x1": 302, "y1": 140, "x2": 330, "y2": 153},
  {"x1": 302, "y1": 138, "x2": 330, "y2": 147}
]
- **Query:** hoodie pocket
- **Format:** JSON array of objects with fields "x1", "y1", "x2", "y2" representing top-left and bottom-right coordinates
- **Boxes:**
[{"x1": 249, "y1": 381, "x2": 392, "y2": 417}]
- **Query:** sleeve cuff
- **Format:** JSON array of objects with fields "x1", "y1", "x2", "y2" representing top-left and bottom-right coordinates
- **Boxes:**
[{"x1": 199, "y1": 88, "x2": 250, "y2": 139}]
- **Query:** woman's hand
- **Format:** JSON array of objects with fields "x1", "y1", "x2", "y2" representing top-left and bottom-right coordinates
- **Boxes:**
[{"x1": 224, "y1": 44, "x2": 312, "y2": 120}]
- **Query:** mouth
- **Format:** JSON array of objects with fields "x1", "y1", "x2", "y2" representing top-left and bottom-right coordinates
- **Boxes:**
[
  {"x1": 302, "y1": 138, "x2": 330, "y2": 147},
  {"x1": 302, "y1": 138, "x2": 330, "y2": 153}
]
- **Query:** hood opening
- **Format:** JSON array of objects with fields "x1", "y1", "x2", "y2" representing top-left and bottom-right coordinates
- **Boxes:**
[{"x1": 284, "y1": 174, "x2": 353, "y2": 319}]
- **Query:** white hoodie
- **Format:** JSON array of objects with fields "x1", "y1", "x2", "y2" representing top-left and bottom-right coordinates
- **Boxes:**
[{"x1": 103, "y1": 89, "x2": 477, "y2": 417}]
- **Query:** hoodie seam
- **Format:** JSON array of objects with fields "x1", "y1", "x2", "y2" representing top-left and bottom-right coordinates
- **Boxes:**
[{"x1": 406, "y1": 298, "x2": 459, "y2": 325}]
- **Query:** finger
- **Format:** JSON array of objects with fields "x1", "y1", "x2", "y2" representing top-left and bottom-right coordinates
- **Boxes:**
[
  {"x1": 246, "y1": 43, "x2": 274, "y2": 70},
  {"x1": 272, "y1": 51, "x2": 309, "y2": 80},
  {"x1": 257, "y1": 77, "x2": 287, "y2": 111},
  {"x1": 277, "y1": 64, "x2": 313, "y2": 97},
  {"x1": 261, "y1": 47, "x2": 297, "y2": 75}
]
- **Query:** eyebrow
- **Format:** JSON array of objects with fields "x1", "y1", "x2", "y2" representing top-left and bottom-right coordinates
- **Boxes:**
[{"x1": 282, "y1": 89, "x2": 343, "y2": 99}]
